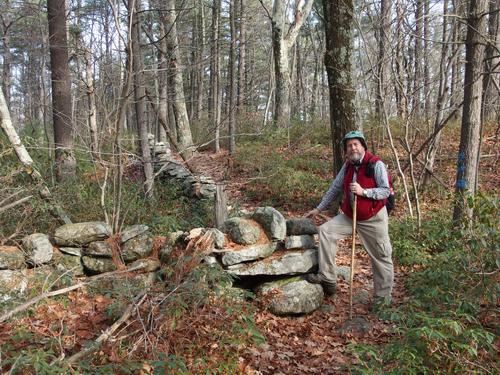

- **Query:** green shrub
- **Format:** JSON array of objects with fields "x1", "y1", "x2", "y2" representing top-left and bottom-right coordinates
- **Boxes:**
[{"x1": 349, "y1": 195, "x2": 499, "y2": 374}]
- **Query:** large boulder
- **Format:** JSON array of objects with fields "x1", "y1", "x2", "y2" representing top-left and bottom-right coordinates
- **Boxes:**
[
  {"x1": 0, "y1": 246, "x2": 26, "y2": 270},
  {"x1": 220, "y1": 243, "x2": 278, "y2": 266},
  {"x1": 224, "y1": 218, "x2": 262, "y2": 245},
  {"x1": 22, "y1": 233, "x2": 53, "y2": 266},
  {"x1": 227, "y1": 249, "x2": 318, "y2": 277},
  {"x1": 256, "y1": 277, "x2": 324, "y2": 315},
  {"x1": 0, "y1": 270, "x2": 28, "y2": 302},
  {"x1": 84, "y1": 241, "x2": 113, "y2": 258},
  {"x1": 81, "y1": 256, "x2": 117, "y2": 275},
  {"x1": 284, "y1": 235, "x2": 316, "y2": 250},
  {"x1": 53, "y1": 222, "x2": 111, "y2": 246},
  {"x1": 120, "y1": 225, "x2": 149, "y2": 243},
  {"x1": 286, "y1": 218, "x2": 318, "y2": 236},
  {"x1": 121, "y1": 233, "x2": 153, "y2": 263},
  {"x1": 251, "y1": 207, "x2": 286, "y2": 241}
]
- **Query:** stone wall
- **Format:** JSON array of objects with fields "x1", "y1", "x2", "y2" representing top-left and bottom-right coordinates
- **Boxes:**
[{"x1": 0, "y1": 207, "x2": 349, "y2": 316}]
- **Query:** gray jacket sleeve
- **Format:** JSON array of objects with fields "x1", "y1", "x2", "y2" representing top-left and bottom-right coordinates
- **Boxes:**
[
  {"x1": 364, "y1": 161, "x2": 390, "y2": 200},
  {"x1": 316, "y1": 163, "x2": 347, "y2": 211}
]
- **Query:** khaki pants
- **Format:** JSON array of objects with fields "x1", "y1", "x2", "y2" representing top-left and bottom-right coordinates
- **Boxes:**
[{"x1": 317, "y1": 207, "x2": 394, "y2": 298}]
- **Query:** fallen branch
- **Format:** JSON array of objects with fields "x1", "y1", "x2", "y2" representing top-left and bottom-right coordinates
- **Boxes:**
[
  {"x1": 0, "y1": 195, "x2": 33, "y2": 214},
  {"x1": 64, "y1": 291, "x2": 148, "y2": 365},
  {"x1": 0, "y1": 264, "x2": 146, "y2": 323}
]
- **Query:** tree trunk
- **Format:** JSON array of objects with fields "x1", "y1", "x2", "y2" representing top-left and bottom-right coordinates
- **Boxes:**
[
  {"x1": 421, "y1": 0, "x2": 451, "y2": 188},
  {"x1": 1, "y1": 3, "x2": 12, "y2": 110},
  {"x1": 47, "y1": 0, "x2": 76, "y2": 182},
  {"x1": 237, "y1": 0, "x2": 247, "y2": 113},
  {"x1": 209, "y1": 0, "x2": 221, "y2": 152},
  {"x1": 228, "y1": 0, "x2": 237, "y2": 154},
  {"x1": 323, "y1": 0, "x2": 356, "y2": 175},
  {"x1": 394, "y1": 0, "x2": 407, "y2": 119},
  {"x1": 157, "y1": 23, "x2": 168, "y2": 143},
  {"x1": 130, "y1": 0, "x2": 154, "y2": 197},
  {"x1": 482, "y1": 0, "x2": 500, "y2": 122},
  {"x1": 412, "y1": 0, "x2": 423, "y2": 119},
  {"x1": 453, "y1": 0, "x2": 488, "y2": 224},
  {"x1": 162, "y1": 0, "x2": 194, "y2": 159},
  {"x1": 270, "y1": 0, "x2": 313, "y2": 127},
  {"x1": 376, "y1": 0, "x2": 391, "y2": 124},
  {"x1": 84, "y1": 48, "x2": 99, "y2": 161},
  {"x1": 423, "y1": 0, "x2": 431, "y2": 121}
]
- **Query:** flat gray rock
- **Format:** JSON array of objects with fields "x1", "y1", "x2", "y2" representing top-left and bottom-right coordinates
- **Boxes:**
[
  {"x1": 81, "y1": 256, "x2": 117, "y2": 275},
  {"x1": 0, "y1": 270, "x2": 28, "y2": 302},
  {"x1": 59, "y1": 247, "x2": 82, "y2": 256},
  {"x1": 252, "y1": 207, "x2": 286, "y2": 241},
  {"x1": 22, "y1": 233, "x2": 53, "y2": 266},
  {"x1": 121, "y1": 233, "x2": 153, "y2": 262},
  {"x1": 120, "y1": 225, "x2": 149, "y2": 243},
  {"x1": 286, "y1": 218, "x2": 318, "y2": 236},
  {"x1": 256, "y1": 278, "x2": 324, "y2": 315},
  {"x1": 224, "y1": 218, "x2": 262, "y2": 245},
  {"x1": 227, "y1": 249, "x2": 318, "y2": 277},
  {"x1": 53, "y1": 222, "x2": 111, "y2": 246},
  {"x1": 0, "y1": 246, "x2": 26, "y2": 270},
  {"x1": 284, "y1": 235, "x2": 316, "y2": 250},
  {"x1": 221, "y1": 242, "x2": 278, "y2": 266},
  {"x1": 84, "y1": 241, "x2": 113, "y2": 258}
]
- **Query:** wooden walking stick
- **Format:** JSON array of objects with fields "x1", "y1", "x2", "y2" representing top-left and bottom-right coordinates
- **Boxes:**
[{"x1": 349, "y1": 195, "x2": 358, "y2": 320}]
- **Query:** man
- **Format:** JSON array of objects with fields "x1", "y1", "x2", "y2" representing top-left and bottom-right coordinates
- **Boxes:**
[{"x1": 304, "y1": 131, "x2": 394, "y2": 307}]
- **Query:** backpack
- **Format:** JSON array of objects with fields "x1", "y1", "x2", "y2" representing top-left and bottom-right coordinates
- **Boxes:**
[{"x1": 365, "y1": 157, "x2": 395, "y2": 214}]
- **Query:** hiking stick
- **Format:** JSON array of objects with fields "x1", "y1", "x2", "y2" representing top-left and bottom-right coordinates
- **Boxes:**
[{"x1": 349, "y1": 195, "x2": 358, "y2": 320}]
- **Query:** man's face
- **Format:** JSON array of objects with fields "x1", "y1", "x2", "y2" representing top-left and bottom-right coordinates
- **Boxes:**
[{"x1": 346, "y1": 139, "x2": 365, "y2": 163}]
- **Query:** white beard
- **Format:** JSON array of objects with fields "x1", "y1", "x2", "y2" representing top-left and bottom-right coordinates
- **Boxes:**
[{"x1": 348, "y1": 152, "x2": 363, "y2": 164}]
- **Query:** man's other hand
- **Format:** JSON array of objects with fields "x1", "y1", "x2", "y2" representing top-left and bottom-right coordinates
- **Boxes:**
[{"x1": 304, "y1": 208, "x2": 320, "y2": 218}]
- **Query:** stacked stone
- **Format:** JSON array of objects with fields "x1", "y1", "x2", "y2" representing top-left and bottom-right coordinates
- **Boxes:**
[
  {"x1": 148, "y1": 134, "x2": 172, "y2": 162},
  {"x1": 0, "y1": 222, "x2": 161, "y2": 302},
  {"x1": 156, "y1": 161, "x2": 216, "y2": 199},
  {"x1": 203, "y1": 207, "x2": 349, "y2": 316}
]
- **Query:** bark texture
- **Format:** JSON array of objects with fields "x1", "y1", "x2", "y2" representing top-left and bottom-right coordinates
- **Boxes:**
[
  {"x1": 47, "y1": 0, "x2": 76, "y2": 181},
  {"x1": 323, "y1": 0, "x2": 356, "y2": 175},
  {"x1": 453, "y1": 0, "x2": 488, "y2": 223}
]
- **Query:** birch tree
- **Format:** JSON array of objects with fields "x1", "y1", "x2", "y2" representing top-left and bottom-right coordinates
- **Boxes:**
[{"x1": 265, "y1": 0, "x2": 313, "y2": 127}]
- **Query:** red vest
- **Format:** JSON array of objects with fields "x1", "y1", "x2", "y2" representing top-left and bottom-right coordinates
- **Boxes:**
[{"x1": 340, "y1": 151, "x2": 387, "y2": 221}]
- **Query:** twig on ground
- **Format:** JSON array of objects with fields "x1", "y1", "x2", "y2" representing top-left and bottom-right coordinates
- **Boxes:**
[
  {"x1": 0, "y1": 264, "x2": 146, "y2": 323},
  {"x1": 63, "y1": 291, "x2": 149, "y2": 365}
]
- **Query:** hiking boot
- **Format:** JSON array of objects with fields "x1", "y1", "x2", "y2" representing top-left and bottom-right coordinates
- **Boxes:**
[
  {"x1": 322, "y1": 283, "x2": 337, "y2": 296},
  {"x1": 305, "y1": 273, "x2": 323, "y2": 284}
]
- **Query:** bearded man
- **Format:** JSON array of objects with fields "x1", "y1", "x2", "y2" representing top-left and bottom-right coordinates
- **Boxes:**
[{"x1": 304, "y1": 131, "x2": 393, "y2": 308}]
